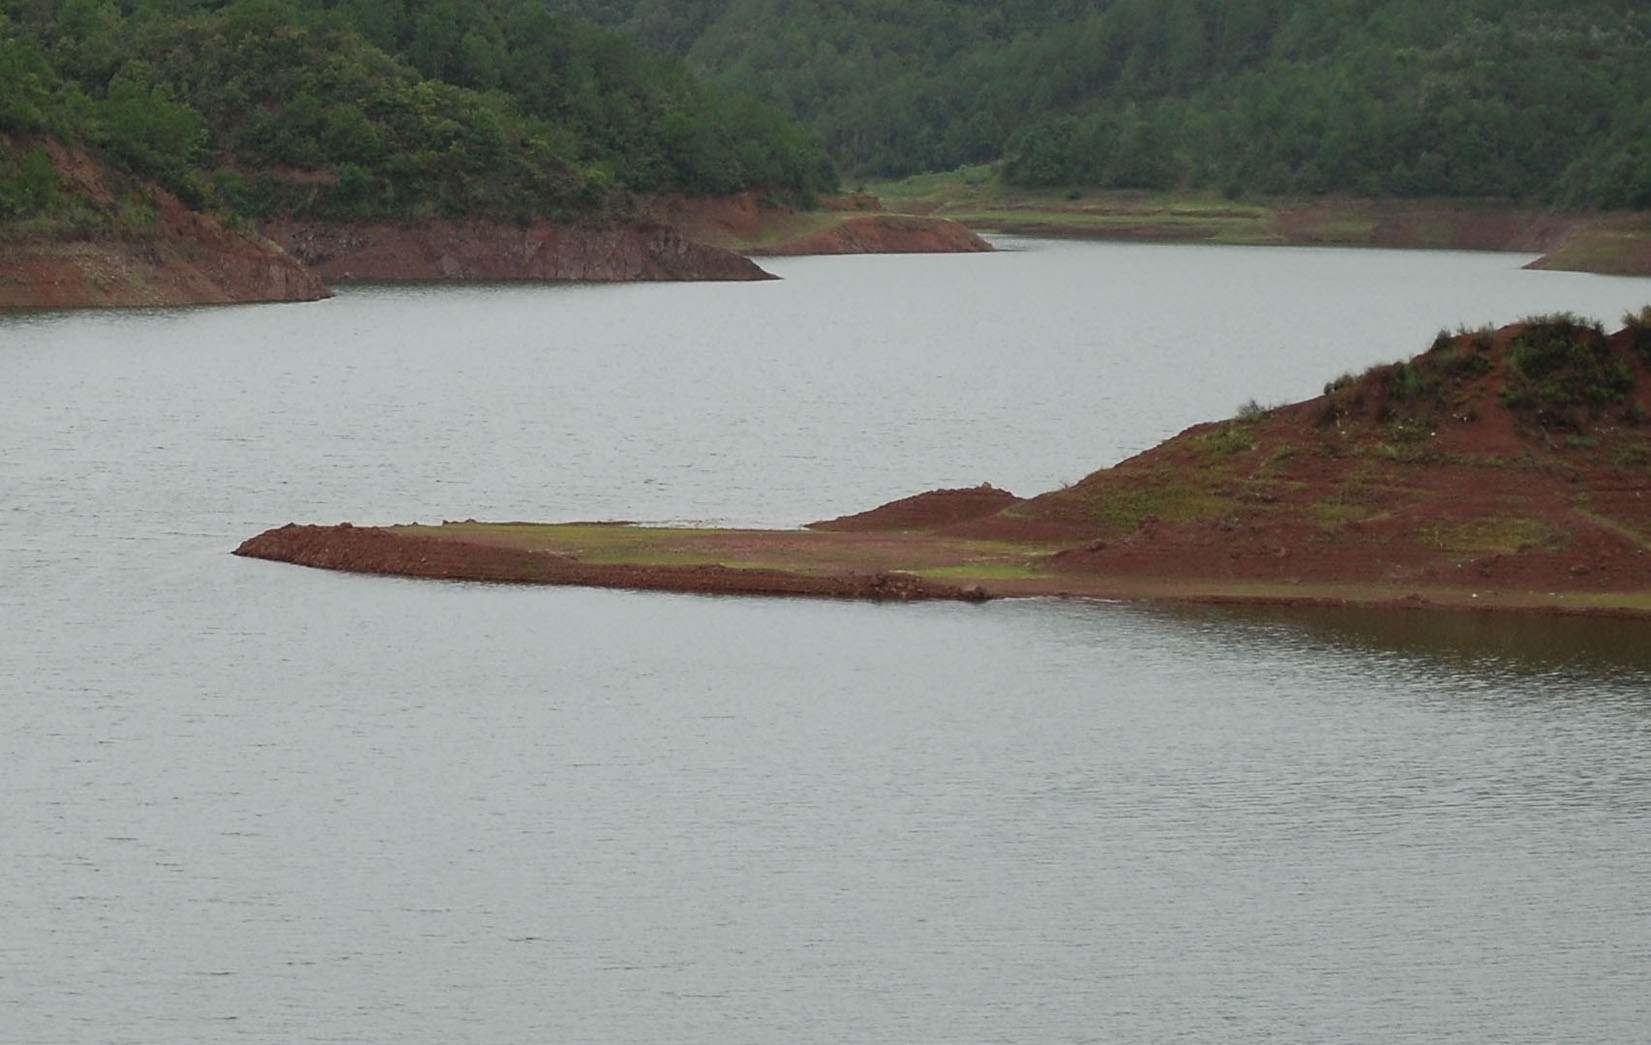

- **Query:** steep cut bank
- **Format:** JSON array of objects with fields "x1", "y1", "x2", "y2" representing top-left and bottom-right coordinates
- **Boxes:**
[
  {"x1": 236, "y1": 315, "x2": 1651, "y2": 617},
  {"x1": 0, "y1": 231, "x2": 328, "y2": 309},
  {"x1": 2, "y1": 189, "x2": 993, "y2": 307},
  {"x1": 1, "y1": 142, "x2": 328, "y2": 309},
  {"x1": 263, "y1": 218, "x2": 776, "y2": 283}
]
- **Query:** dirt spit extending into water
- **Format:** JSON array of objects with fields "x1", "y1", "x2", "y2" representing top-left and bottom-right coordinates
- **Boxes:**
[
  {"x1": 237, "y1": 322, "x2": 1651, "y2": 619},
  {"x1": 234, "y1": 522, "x2": 989, "y2": 602}
]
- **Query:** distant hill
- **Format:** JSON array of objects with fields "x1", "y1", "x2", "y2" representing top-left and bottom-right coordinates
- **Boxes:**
[
  {"x1": 0, "y1": 0, "x2": 836, "y2": 233},
  {"x1": 543, "y1": 0, "x2": 1651, "y2": 208}
]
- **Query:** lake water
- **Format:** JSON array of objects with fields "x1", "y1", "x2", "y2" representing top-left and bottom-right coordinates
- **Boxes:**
[{"x1": 4, "y1": 239, "x2": 1651, "y2": 1043}]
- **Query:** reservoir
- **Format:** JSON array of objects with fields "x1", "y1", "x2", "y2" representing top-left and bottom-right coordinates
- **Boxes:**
[{"x1": 4, "y1": 239, "x2": 1651, "y2": 1042}]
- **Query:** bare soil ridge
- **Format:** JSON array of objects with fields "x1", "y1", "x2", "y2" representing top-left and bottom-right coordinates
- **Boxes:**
[
  {"x1": 237, "y1": 317, "x2": 1651, "y2": 617},
  {"x1": 263, "y1": 218, "x2": 775, "y2": 283}
]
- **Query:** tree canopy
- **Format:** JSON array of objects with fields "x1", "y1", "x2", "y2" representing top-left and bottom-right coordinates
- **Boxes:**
[
  {"x1": 545, "y1": 0, "x2": 1651, "y2": 208},
  {"x1": 0, "y1": 0, "x2": 837, "y2": 227}
]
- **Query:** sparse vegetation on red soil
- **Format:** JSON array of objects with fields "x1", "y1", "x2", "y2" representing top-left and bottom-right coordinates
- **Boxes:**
[{"x1": 237, "y1": 316, "x2": 1651, "y2": 617}]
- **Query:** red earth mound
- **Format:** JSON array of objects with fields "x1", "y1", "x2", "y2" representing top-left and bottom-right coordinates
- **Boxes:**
[
  {"x1": 945, "y1": 319, "x2": 1651, "y2": 605},
  {"x1": 809, "y1": 484, "x2": 1022, "y2": 531}
]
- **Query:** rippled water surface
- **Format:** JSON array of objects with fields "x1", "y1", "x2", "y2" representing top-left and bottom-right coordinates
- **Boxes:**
[{"x1": 5, "y1": 240, "x2": 1651, "y2": 1043}]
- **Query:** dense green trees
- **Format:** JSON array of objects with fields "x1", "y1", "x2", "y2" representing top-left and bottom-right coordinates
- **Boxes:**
[
  {"x1": 7, "y1": 0, "x2": 1650, "y2": 220},
  {"x1": 546, "y1": 0, "x2": 1651, "y2": 208},
  {"x1": 303, "y1": 0, "x2": 835, "y2": 197},
  {"x1": 0, "y1": 0, "x2": 836, "y2": 226},
  {"x1": 0, "y1": 21, "x2": 60, "y2": 135}
]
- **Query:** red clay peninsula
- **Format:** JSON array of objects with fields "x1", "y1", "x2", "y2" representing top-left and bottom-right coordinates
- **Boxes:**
[
  {"x1": 257, "y1": 197, "x2": 991, "y2": 286},
  {"x1": 237, "y1": 314, "x2": 1651, "y2": 617},
  {"x1": 1, "y1": 143, "x2": 986, "y2": 309}
]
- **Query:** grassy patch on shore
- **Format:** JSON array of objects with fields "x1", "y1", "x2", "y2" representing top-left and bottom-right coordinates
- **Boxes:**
[
  {"x1": 868, "y1": 170, "x2": 1290, "y2": 243},
  {"x1": 270, "y1": 519, "x2": 1651, "y2": 616},
  {"x1": 1574, "y1": 510, "x2": 1651, "y2": 554},
  {"x1": 1423, "y1": 516, "x2": 1558, "y2": 554},
  {"x1": 680, "y1": 209, "x2": 846, "y2": 252},
  {"x1": 1531, "y1": 229, "x2": 1651, "y2": 276},
  {"x1": 914, "y1": 561, "x2": 1051, "y2": 581},
  {"x1": 395, "y1": 521, "x2": 1058, "y2": 578},
  {"x1": 398, "y1": 522, "x2": 777, "y2": 565}
]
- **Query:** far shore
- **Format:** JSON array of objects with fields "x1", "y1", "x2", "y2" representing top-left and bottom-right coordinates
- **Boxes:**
[
  {"x1": 11, "y1": 175, "x2": 1649, "y2": 310},
  {"x1": 867, "y1": 169, "x2": 1651, "y2": 276}
]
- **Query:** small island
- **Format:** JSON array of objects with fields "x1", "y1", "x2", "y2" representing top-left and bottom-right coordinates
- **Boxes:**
[{"x1": 237, "y1": 313, "x2": 1651, "y2": 618}]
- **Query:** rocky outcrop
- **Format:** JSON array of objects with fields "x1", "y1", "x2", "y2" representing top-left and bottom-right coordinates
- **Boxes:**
[{"x1": 263, "y1": 218, "x2": 776, "y2": 283}]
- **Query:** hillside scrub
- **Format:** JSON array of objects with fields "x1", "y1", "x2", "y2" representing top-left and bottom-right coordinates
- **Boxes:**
[
  {"x1": 0, "y1": 0, "x2": 836, "y2": 231},
  {"x1": 542, "y1": 0, "x2": 1651, "y2": 208}
]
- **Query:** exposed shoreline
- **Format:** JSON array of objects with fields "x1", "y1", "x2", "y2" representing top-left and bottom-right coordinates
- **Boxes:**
[
  {"x1": 0, "y1": 206, "x2": 989, "y2": 310},
  {"x1": 234, "y1": 319, "x2": 1651, "y2": 620},
  {"x1": 232, "y1": 520, "x2": 1651, "y2": 619},
  {"x1": 262, "y1": 217, "x2": 775, "y2": 285},
  {"x1": 9, "y1": 171, "x2": 1648, "y2": 309},
  {"x1": 0, "y1": 143, "x2": 995, "y2": 310},
  {"x1": 870, "y1": 175, "x2": 1651, "y2": 276}
]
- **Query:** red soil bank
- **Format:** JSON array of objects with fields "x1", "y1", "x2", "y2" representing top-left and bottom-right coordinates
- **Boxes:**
[
  {"x1": 0, "y1": 140, "x2": 329, "y2": 309},
  {"x1": 263, "y1": 219, "x2": 775, "y2": 283},
  {"x1": 235, "y1": 523, "x2": 985, "y2": 601}
]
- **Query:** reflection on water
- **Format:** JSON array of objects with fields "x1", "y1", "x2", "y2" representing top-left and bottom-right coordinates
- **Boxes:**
[{"x1": 1167, "y1": 602, "x2": 1651, "y2": 681}]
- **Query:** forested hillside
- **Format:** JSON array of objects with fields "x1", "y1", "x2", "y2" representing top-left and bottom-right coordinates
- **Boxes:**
[
  {"x1": 0, "y1": 0, "x2": 835, "y2": 231},
  {"x1": 548, "y1": 0, "x2": 1651, "y2": 208}
]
